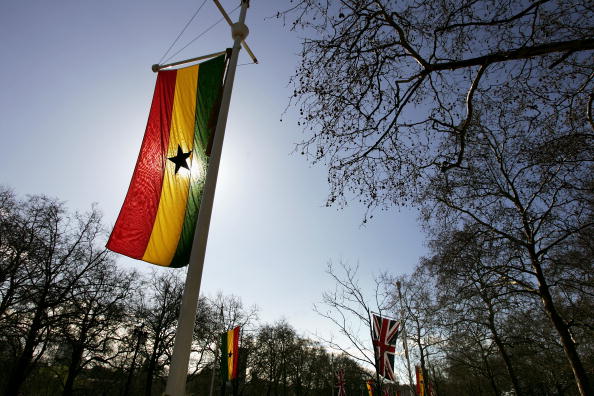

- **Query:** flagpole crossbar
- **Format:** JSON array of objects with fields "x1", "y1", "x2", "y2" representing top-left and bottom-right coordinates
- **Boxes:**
[
  {"x1": 213, "y1": 0, "x2": 258, "y2": 64},
  {"x1": 152, "y1": 50, "x2": 228, "y2": 72}
]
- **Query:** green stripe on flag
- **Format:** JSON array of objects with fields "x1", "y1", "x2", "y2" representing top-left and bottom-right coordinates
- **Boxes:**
[
  {"x1": 170, "y1": 54, "x2": 226, "y2": 268},
  {"x1": 220, "y1": 330, "x2": 229, "y2": 381}
]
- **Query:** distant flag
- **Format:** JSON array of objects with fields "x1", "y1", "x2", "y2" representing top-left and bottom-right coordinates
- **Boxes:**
[
  {"x1": 415, "y1": 365, "x2": 425, "y2": 396},
  {"x1": 336, "y1": 369, "x2": 346, "y2": 396},
  {"x1": 366, "y1": 380, "x2": 374, "y2": 396},
  {"x1": 372, "y1": 314, "x2": 400, "y2": 381},
  {"x1": 107, "y1": 54, "x2": 226, "y2": 267},
  {"x1": 221, "y1": 326, "x2": 240, "y2": 381}
]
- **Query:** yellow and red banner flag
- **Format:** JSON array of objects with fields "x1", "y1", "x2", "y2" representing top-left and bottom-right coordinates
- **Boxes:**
[
  {"x1": 221, "y1": 326, "x2": 240, "y2": 380},
  {"x1": 107, "y1": 54, "x2": 226, "y2": 267},
  {"x1": 416, "y1": 365, "x2": 425, "y2": 396},
  {"x1": 366, "y1": 380, "x2": 374, "y2": 396}
]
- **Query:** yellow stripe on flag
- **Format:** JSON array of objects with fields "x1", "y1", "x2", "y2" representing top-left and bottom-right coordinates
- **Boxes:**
[
  {"x1": 227, "y1": 329, "x2": 235, "y2": 378},
  {"x1": 143, "y1": 66, "x2": 199, "y2": 265}
]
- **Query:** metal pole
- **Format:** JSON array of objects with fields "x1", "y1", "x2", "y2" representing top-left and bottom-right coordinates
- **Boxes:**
[
  {"x1": 209, "y1": 347, "x2": 218, "y2": 396},
  {"x1": 397, "y1": 281, "x2": 416, "y2": 396},
  {"x1": 164, "y1": 1, "x2": 250, "y2": 395},
  {"x1": 152, "y1": 50, "x2": 228, "y2": 72}
]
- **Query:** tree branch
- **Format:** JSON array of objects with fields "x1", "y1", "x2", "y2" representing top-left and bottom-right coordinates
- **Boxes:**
[
  {"x1": 441, "y1": 64, "x2": 488, "y2": 172},
  {"x1": 428, "y1": 38, "x2": 594, "y2": 72}
]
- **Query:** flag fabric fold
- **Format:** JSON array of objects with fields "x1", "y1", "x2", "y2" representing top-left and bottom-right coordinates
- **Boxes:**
[
  {"x1": 221, "y1": 326, "x2": 240, "y2": 381},
  {"x1": 107, "y1": 54, "x2": 226, "y2": 268},
  {"x1": 372, "y1": 314, "x2": 400, "y2": 381}
]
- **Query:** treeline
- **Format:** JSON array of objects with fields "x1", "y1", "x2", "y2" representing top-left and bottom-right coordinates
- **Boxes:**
[
  {"x1": 390, "y1": 234, "x2": 594, "y2": 396},
  {"x1": 282, "y1": 0, "x2": 594, "y2": 394},
  {"x1": 324, "y1": 244, "x2": 593, "y2": 396},
  {"x1": 0, "y1": 186, "x2": 371, "y2": 396},
  {"x1": 321, "y1": 184, "x2": 593, "y2": 396},
  {"x1": 323, "y1": 183, "x2": 593, "y2": 396}
]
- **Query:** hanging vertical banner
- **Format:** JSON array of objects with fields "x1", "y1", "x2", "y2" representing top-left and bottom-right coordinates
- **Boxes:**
[
  {"x1": 107, "y1": 54, "x2": 226, "y2": 268},
  {"x1": 416, "y1": 365, "x2": 425, "y2": 396},
  {"x1": 366, "y1": 380, "x2": 374, "y2": 396},
  {"x1": 221, "y1": 326, "x2": 240, "y2": 381},
  {"x1": 372, "y1": 314, "x2": 400, "y2": 380}
]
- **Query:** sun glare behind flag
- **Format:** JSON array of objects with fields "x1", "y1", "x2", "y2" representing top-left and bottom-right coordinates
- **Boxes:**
[
  {"x1": 221, "y1": 326, "x2": 240, "y2": 381},
  {"x1": 372, "y1": 314, "x2": 400, "y2": 381},
  {"x1": 107, "y1": 54, "x2": 226, "y2": 268}
]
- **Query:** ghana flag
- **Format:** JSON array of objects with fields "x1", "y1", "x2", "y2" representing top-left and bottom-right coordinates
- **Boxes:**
[
  {"x1": 107, "y1": 54, "x2": 226, "y2": 268},
  {"x1": 366, "y1": 380, "x2": 374, "y2": 396},
  {"x1": 221, "y1": 326, "x2": 240, "y2": 381}
]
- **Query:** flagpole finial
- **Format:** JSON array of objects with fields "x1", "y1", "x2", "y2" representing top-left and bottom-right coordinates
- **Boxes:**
[
  {"x1": 231, "y1": 22, "x2": 249, "y2": 41},
  {"x1": 213, "y1": 0, "x2": 258, "y2": 64}
]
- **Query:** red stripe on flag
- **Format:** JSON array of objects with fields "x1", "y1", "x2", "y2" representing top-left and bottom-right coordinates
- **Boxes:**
[
  {"x1": 107, "y1": 70, "x2": 177, "y2": 258},
  {"x1": 231, "y1": 326, "x2": 240, "y2": 379}
]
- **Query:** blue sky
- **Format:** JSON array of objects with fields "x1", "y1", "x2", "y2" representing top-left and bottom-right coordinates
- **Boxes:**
[{"x1": 0, "y1": 0, "x2": 426, "y2": 367}]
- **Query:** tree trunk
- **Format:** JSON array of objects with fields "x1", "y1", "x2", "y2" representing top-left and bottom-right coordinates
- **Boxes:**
[
  {"x1": 485, "y1": 305, "x2": 523, "y2": 396},
  {"x1": 529, "y1": 248, "x2": 592, "y2": 396},
  {"x1": 4, "y1": 337, "x2": 35, "y2": 396},
  {"x1": 4, "y1": 306, "x2": 44, "y2": 396},
  {"x1": 478, "y1": 342, "x2": 500, "y2": 396},
  {"x1": 62, "y1": 343, "x2": 84, "y2": 396},
  {"x1": 145, "y1": 342, "x2": 160, "y2": 396}
]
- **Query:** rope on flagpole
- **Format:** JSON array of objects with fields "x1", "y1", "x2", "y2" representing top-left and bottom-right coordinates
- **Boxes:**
[
  {"x1": 158, "y1": 0, "x2": 208, "y2": 64},
  {"x1": 162, "y1": 4, "x2": 242, "y2": 65}
]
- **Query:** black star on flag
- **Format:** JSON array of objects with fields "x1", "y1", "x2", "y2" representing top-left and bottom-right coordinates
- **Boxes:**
[{"x1": 168, "y1": 145, "x2": 191, "y2": 174}]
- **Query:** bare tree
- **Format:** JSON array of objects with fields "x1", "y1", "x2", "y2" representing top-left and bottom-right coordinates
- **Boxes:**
[
  {"x1": 246, "y1": 321, "x2": 366, "y2": 396},
  {"x1": 282, "y1": 2, "x2": 593, "y2": 392},
  {"x1": 415, "y1": 85, "x2": 594, "y2": 393},
  {"x1": 0, "y1": 190, "x2": 112, "y2": 396},
  {"x1": 0, "y1": 187, "x2": 28, "y2": 322},
  {"x1": 57, "y1": 258, "x2": 138, "y2": 396},
  {"x1": 421, "y1": 227, "x2": 528, "y2": 395},
  {"x1": 386, "y1": 269, "x2": 446, "y2": 396},
  {"x1": 282, "y1": 0, "x2": 593, "y2": 212},
  {"x1": 137, "y1": 270, "x2": 184, "y2": 396},
  {"x1": 313, "y1": 261, "x2": 394, "y2": 393}
]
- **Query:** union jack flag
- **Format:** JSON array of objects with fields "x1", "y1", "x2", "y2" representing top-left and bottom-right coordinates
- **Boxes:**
[
  {"x1": 336, "y1": 369, "x2": 346, "y2": 396},
  {"x1": 372, "y1": 314, "x2": 400, "y2": 381}
]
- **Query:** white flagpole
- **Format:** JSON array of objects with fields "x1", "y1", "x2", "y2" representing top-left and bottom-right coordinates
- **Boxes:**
[
  {"x1": 396, "y1": 281, "x2": 415, "y2": 396},
  {"x1": 164, "y1": 1, "x2": 251, "y2": 395}
]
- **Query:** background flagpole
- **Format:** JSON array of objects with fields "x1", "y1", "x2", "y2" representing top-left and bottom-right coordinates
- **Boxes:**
[
  {"x1": 164, "y1": 1, "x2": 250, "y2": 395},
  {"x1": 396, "y1": 281, "x2": 415, "y2": 396}
]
